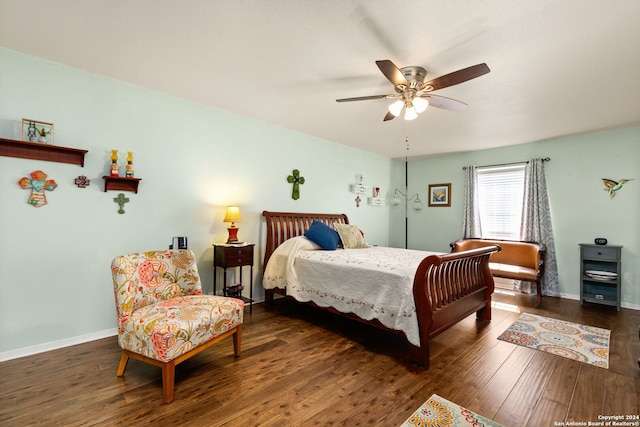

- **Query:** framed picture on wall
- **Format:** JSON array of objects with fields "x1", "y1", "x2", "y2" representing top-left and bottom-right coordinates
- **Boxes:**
[
  {"x1": 428, "y1": 183, "x2": 451, "y2": 207},
  {"x1": 21, "y1": 118, "x2": 54, "y2": 144}
]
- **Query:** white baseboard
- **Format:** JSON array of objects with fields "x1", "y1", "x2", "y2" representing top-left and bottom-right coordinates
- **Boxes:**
[
  {"x1": 496, "y1": 283, "x2": 640, "y2": 311},
  {"x1": 559, "y1": 292, "x2": 579, "y2": 301},
  {"x1": 496, "y1": 279, "x2": 639, "y2": 310},
  {"x1": 559, "y1": 292, "x2": 640, "y2": 310},
  {"x1": 0, "y1": 328, "x2": 117, "y2": 362},
  {"x1": 623, "y1": 301, "x2": 640, "y2": 310}
]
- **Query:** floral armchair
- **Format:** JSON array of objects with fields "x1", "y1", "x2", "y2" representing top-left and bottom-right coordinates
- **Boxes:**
[{"x1": 111, "y1": 249, "x2": 244, "y2": 403}]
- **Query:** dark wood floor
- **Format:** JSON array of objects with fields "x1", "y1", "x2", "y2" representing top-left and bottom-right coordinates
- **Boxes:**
[{"x1": 1, "y1": 290, "x2": 639, "y2": 426}]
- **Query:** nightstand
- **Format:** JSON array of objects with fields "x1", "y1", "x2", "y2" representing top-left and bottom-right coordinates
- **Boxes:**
[
  {"x1": 213, "y1": 243, "x2": 255, "y2": 313},
  {"x1": 579, "y1": 243, "x2": 622, "y2": 311}
]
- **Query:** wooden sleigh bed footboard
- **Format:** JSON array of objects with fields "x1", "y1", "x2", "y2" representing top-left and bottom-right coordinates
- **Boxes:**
[
  {"x1": 261, "y1": 211, "x2": 500, "y2": 368},
  {"x1": 409, "y1": 246, "x2": 500, "y2": 367}
]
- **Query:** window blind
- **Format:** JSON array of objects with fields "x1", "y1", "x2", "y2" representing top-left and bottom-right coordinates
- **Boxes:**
[{"x1": 476, "y1": 164, "x2": 526, "y2": 240}]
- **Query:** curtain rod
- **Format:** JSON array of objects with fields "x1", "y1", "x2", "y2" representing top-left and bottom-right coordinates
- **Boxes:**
[{"x1": 462, "y1": 157, "x2": 550, "y2": 170}]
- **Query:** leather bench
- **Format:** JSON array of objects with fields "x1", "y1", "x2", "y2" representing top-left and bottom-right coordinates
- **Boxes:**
[{"x1": 451, "y1": 238, "x2": 547, "y2": 306}]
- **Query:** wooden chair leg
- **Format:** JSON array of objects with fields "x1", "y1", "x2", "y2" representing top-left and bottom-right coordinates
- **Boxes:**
[
  {"x1": 161, "y1": 361, "x2": 176, "y2": 404},
  {"x1": 536, "y1": 281, "x2": 542, "y2": 306},
  {"x1": 233, "y1": 325, "x2": 242, "y2": 357},
  {"x1": 117, "y1": 323, "x2": 242, "y2": 403},
  {"x1": 116, "y1": 351, "x2": 129, "y2": 377}
]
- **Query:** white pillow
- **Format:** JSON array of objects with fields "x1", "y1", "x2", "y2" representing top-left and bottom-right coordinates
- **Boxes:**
[{"x1": 280, "y1": 235, "x2": 322, "y2": 252}]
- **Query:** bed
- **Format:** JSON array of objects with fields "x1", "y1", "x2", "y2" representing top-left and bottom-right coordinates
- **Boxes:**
[{"x1": 261, "y1": 211, "x2": 500, "y2": 368}]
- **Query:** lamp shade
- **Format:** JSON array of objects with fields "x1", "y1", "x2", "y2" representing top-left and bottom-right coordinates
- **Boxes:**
[
  {"x1": 223, "y1": 206, "x2": 242, "y2": 224},
  {"x1": 404, "y1": 106, "x2": 418, "y2": 121},
  {"x1": 223, "y1": 206, "x2": 242, "y2": 243},
  {"x1": 412, "y1": 196, "x2": 424, "y2": 211},
  {"x1": 388, "y1": 100, "x2": 404, "y2": 117},
  {"x1": 413, "y1": 97, "x2": 429, "y2": 113}
]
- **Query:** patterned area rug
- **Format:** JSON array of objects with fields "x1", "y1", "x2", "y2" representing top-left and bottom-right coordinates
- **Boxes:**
[
  {"x1": 497, "y1": 313, "x2": 610, "y2": 368},
  {"x1": 401, "y1": 394, "x2": 503, "y2": 427}
]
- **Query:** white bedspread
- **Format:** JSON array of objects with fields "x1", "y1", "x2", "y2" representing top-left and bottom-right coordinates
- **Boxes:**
[{"x1": 262, "y1": 236, "x2": 440, "y2": 346}]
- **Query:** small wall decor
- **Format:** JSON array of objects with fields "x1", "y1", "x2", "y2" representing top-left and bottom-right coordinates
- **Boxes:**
[
  {"x1": 602, "y1": 178, "x2": 633, "y2": 199},
  {"x1": 21, "y1": 119, "x2": 54, "y2": 144},
  {"x1": 349, "y1": 173, "x2": 371, "y2": 207},
  {"x1": 287, "y1": 169, "x2": 305, "y2": 200},
  {"x1": 368, "y1": 186, "x2": 386, "y2": 206},
  {"x1": 428, "y1": 183, "x2": 451, "y2": 207},
  {"x1": 18, "y1": 170, "x2": 57, "y2": 207},
  {"x1": 110, "y1": 150, "x2": 119, "y2": 176},
  {"x1": 125, "y1": 151, "x2": 134, "y2": 177},
  {"x1": 74, "y1": 175, "x2": 90, "y2": 188},
  {"x1": 113, "y1": 193, "x2": 129, "y2": 214}
]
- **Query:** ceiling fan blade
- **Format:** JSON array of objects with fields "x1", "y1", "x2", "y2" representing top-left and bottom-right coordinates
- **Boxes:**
[
  {"x1": 383, "y1": 111, "x2": 396, "y2": 121},
  {"x1": 420, "y1": 63, "x2": 490, "y2": 92},
  {"x1": 421, "y1": 94, "x2": 468, "y2": 111},
  {"x1": 336, "y1": 94, "x2": 393, "y2": 102},
  {"x1": 376, "y1": 60, "x2": 408, "y2": 87}
]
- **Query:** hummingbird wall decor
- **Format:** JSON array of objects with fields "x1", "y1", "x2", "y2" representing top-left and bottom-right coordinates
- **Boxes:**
[{"x1": 602, "y1": 178, "x2": 633, "y2": 199}]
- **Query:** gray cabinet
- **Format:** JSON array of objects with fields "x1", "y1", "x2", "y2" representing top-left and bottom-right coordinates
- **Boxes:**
[{"x1": 579, "y1": 244, "x2": 622, "y2": 311}]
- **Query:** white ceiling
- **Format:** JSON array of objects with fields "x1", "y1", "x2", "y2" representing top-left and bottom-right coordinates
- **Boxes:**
[{"x1": 1, "y1": 1, "x2": 639, "y2": 159}]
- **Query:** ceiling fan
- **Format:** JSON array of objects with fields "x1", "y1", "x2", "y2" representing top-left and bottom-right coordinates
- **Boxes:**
[{"x1": 336, "y1": 60, "x2": 490, "y2": 121}]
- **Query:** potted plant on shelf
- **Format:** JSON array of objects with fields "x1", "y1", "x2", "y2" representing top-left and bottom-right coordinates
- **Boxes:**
[{"x1": 37, "y1": 127, "x2": 53, "y2": 143}]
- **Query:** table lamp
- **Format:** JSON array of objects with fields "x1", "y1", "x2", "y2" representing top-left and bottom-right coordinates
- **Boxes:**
[{"x1": 223, "y1": 206, "x2": 242, "y2": 243}]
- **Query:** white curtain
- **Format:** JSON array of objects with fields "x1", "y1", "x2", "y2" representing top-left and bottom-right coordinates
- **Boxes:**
[
  {"x1": 462, "y1": 165, "x2": 482, "y2": 238},
  {"x1": 517, "y1": 158, "x2": 559, "y2": 296}
]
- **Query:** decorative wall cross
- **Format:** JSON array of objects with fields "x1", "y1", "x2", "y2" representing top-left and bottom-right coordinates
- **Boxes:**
[
  {"x1": 18, "y1": 170, "x2": 57, "y2": 207},
  {"x1": 286, "y1": 169, "x2": 305, "y2": 200},
  {"x1": 74, "y1": 175, "x2": 90, "y2": 188},
  {"x1": 114, "y1": 193, "x2": 129, "y2": 214}
]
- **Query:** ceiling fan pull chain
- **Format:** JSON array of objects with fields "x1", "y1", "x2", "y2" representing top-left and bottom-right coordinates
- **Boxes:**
[{"x1": 405, "y1": 122, "x2": 410, "y2": 151}]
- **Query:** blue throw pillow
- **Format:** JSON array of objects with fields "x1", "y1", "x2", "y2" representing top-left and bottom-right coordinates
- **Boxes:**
[{"x1": 304, "y1": 220, "x2": 340, "y2": 250}]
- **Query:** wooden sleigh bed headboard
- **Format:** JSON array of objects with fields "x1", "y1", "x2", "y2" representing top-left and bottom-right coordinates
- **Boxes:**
[
  {"x1": 262, "y1": 211, "x2": 348, "y2": 267},
  {"x1": 261, "y1": 210, "x2": 499, "y2": 368}
]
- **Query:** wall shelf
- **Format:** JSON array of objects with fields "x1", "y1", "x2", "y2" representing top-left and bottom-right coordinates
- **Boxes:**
[
  {"x1": 103, "y1": 176, "x2": 142, "y2": 193},
  {"x1": 0, "y1": 137, "x2": 88, "y2": 166},
  {"x1": 350, "y1": 184, "x2": 371, "y2": 194}
]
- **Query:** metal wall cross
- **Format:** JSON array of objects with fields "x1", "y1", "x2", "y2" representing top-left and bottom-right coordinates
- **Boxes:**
[
  {"x1": 114, "y1": 193, "x2": 129, "y2": 214},
  {"x1": 286, "y1": 169, "x2": 305, "y2": 200}
]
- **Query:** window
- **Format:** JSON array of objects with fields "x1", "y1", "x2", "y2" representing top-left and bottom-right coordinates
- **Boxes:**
[{"x1": 476, "y1": 164, "x2": 526, "y2": 240}]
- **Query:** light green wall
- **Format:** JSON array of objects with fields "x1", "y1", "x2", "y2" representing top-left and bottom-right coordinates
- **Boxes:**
[
  {"x1": 391, "y1": 127, "x2": 640, "y2": 307},
  {"x1": 2, "y1": 47, "x2": 637, "y2": 358},
  {"x1": 0, "y1": 48, "x2": 392, "y2": 356}
]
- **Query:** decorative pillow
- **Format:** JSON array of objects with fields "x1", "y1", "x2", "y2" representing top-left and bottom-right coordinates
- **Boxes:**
[
  {"x1": 303, "y1": 220, "x2": 340, "y2": 250},
  {"x1": 335, "y1": 223, "x2": 368, "y2": 249}
]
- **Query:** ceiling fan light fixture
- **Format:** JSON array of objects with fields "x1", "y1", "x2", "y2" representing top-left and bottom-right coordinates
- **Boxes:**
[
  {"x1": 388, "y1": 100, "x2": 404, "y2": 117},
  {"x1": 336, "y1": 60, "x2": 490, "y2": 122},
  {"x1": 404, "y1": 105, "x2": 418, "y2": 121},
  {"x1": 413, "y1": 97, "x2": 429, "y2": 113}
]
